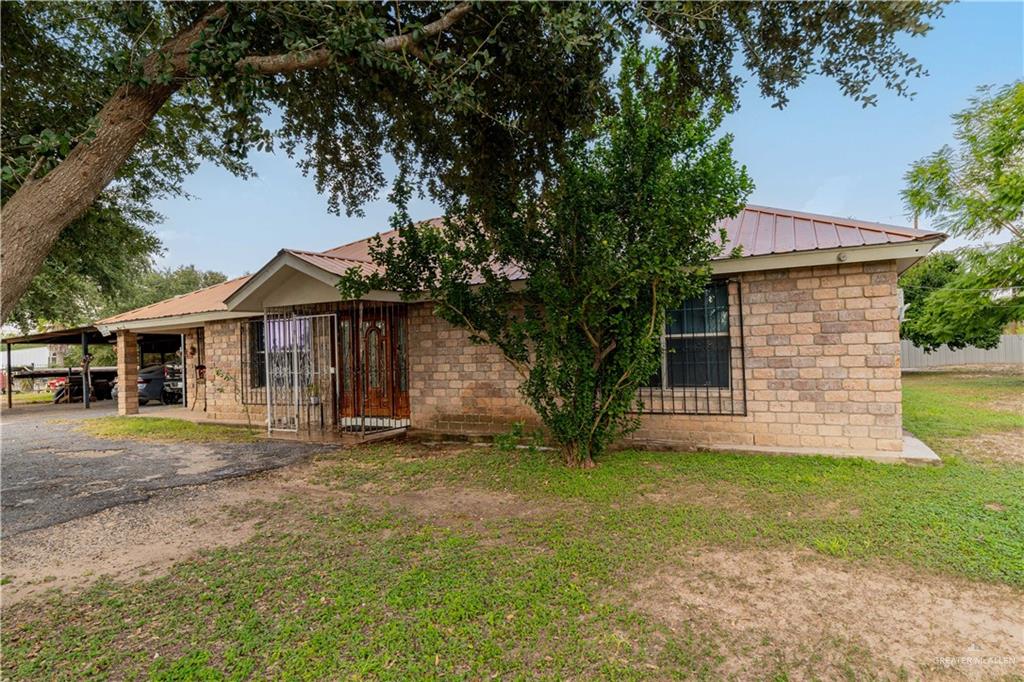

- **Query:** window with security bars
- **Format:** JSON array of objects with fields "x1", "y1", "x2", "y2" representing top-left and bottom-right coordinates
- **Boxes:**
[
  {"x1": 240, "y1": 318, "x2": 267, "y2": 404},
  {"x1": 638, "y1": 279, "x2": 746, "y2": 415}
]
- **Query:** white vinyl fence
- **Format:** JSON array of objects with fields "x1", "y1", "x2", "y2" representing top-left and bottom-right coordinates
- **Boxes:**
[{"x1": 901, "y1": 335, "x2": 1024, "y2": 369}]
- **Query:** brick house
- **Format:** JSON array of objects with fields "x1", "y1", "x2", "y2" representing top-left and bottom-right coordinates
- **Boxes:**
[{"x1": 96, "y1": 205, "x2": 944, "y2": 461}]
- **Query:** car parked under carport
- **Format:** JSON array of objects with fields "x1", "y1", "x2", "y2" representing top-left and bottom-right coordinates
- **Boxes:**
[{"x1": 110, "y1": 363, "x2": 183, "y2": 405}]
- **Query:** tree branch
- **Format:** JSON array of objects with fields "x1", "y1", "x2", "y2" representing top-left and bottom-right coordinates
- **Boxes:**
[
  {"x1": 235, "y1": 2, "x2": 472, "y2": 75},
  {"x1": 587, "y1": 281, "x2": 660, "y2": 444},
  {"x1": 441, "y1": 300, "x2": 530, "y2": 380}
]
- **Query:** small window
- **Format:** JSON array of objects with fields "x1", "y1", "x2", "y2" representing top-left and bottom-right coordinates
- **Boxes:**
[
  {"x1": 648, "y1": 281, "x2": 731, "y2": 389},
  {"x1": 249, "y1": 320, "x2": 266, "y2": 389}
]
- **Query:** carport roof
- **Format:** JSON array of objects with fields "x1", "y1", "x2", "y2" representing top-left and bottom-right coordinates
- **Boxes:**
[{"x1": 2, "y1": 325, "x2": 111, "y2": 346}]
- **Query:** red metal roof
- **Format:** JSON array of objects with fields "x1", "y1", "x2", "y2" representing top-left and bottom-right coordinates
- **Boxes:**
[
  {"x1": 322, "y1": 206, "x2": 940, "y2": 264},
  {"x1": 285, "y1": 250, "x2": 382, "y2": 277},
  {"x1": 99, "y1": 205, "x2": 941, "y2": 325},
  {"x1": 713, "y1": 205, "x2": 940, "y2": 257},
  {"x1": 319, "y1": 217, "x2": 441, "y2": 260},
  {"x1": 97, "y1": 276, "x2": 252, "y2": 325}
]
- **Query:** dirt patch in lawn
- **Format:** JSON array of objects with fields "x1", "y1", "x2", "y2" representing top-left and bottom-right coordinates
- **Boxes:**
[
  {"x1": 989, "y1": 395, "x2": 1024, "y2": 415},
  {"x1": 640, "y1": 478, "x2": 858, "y2": 521},
  {"x1": 630, "y1": 547, "x2": 1024, "y2": 681},
  {"x1": 0, "y1": 457, "x2": 544, "y2": 606},
  {"x1": 384, "y1": 486, "x2": 547, "y2": 527},
  {"x1": 0, "y1": 462, "x2": 347, "y2": 606},
  {"x1": 944, "y1": 431, "x2": 1024, "y2": 466},
  {"x1": 641, "y1": 479, "x2": 758, "y2": 517}
]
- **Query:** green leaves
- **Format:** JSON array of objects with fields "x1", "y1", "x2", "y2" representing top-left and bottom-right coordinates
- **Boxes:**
[
  {"x1": 3, "y1": 0, "x2": 943, "y2": 325},
  {"x1": 1, "y1": 1, "x2": 255, "y2": 327},
  {"x1": 350, "y1": 47, "x2": 751, "y2": 466},
  {"x1": 899, "y1": 82, "x2": 1023, "y2": 353},
  {"x1": 902, "y1": 82, "x2": 1024, "y2": 240},
  {"x1": 900, "y1": 243, "x2": 1024, "y2": 352}
]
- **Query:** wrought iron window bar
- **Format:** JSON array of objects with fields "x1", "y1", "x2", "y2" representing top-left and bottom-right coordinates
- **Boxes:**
[{"x1": 636, "y1": 278, "x2": 747, "y2": 416}]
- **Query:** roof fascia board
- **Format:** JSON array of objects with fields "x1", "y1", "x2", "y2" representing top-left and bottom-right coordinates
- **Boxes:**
[
  {"x1": 709, "y1": 239, "x2": 943, "y2": 275},
  {"x1": 224, "y1": 252, "x2": 329, "y2": 309},
  {"x1": 224, "y1": 252, "x2": 346, "y2": 311},
  {"x1": 96, "y1": 310, "x2": 254, "y2": 335},
  {"x1": 225, "y1": 252, "x2": 410, "y2": 310}
]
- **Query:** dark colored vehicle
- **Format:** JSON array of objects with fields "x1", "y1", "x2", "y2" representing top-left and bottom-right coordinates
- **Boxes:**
[
  {"x1": 111, "y1": 364, "x2": 182, "y2": 405},
  {"x1": 52, "y1": 376, "x2": 114, "y2": 403}
]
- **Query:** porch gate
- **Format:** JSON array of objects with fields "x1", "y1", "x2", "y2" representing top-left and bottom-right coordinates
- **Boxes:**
[{"x1": 264, "y1": 312, "x2": 338, "y2": 433}]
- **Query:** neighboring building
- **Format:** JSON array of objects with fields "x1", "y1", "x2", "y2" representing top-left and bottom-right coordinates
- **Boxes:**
[
  {"x1": 0, "y1": 346, "x2": 51, "y2": 371},
  {"x1": 96, "y1": 205, "x2": 944, "y2": 461},
  {"x1": 49, "y1": 344, "x2": 71, "y2": 368}
]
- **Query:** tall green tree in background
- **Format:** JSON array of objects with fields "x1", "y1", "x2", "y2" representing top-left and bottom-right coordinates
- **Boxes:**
[
  {"x1": 2, "y1": 1, "x2": 944, "y2": 321},
  {"x1": 342, "y1": 49, "x2": 751, "y2": 467},
  {"x1": 901, "y1": 82, "x2": 1024, "y2": 351},
  {"x1": 6, "y1": 263, "x2": 228, "y2": 332},
  {"x1": 110, "y1": 265, "x2": 228, "y2": 316}
]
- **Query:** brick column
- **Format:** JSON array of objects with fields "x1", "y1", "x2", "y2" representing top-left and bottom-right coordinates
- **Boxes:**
[{"x1": 116, "y1": 330, "x2": 139, "y2": 415}]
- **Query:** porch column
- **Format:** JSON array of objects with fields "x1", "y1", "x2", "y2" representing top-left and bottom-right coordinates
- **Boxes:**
[
  {"x1": 5, "y1": 343, "x2": 11, "y2": 410},
  {"x1": 80, "y1": 330, "x2": 90, "y2": 409},
  {"x1": 116, "y1": 330, "x2": 139, "y2": 415}
]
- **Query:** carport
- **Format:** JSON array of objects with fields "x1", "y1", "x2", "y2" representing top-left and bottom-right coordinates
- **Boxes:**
[{"x1": 2, "y1": 326, "x2": 187, "y2": 410}]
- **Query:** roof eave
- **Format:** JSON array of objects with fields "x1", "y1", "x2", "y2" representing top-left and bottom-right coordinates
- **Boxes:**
[
  {"x1": 95, "y1": 310, "x2": 255, "y2": 335},
  {"x1": 711, "y1": 236, "x2": 945, "y2": 276}
]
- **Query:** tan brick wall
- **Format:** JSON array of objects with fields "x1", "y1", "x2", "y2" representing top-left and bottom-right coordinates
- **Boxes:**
[
  {"x1": 193, "y1": 260, "x2": 903, "y2": 455},
  {"x1": 407, "y1": 303, "x2": 539, "y2": 434},
  {"x1": 198, "y1": 319, "x2": 267, "y2": 427},
  {"x1": 406, "y1": 261, "x2": 904, "y2": 455},
  {"x1": 116, "y1": 330, "x2": 139, "y2": 415},
  {"x1": 628, "y1": 261, "x2": 903, "y2": 453}
]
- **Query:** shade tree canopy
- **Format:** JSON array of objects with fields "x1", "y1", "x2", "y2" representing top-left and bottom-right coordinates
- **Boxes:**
[
  {"x1": 2, "y1": 0, "x2": 946, "y2": 320},
  {"x1": 900, "y1": 82, "x2": 1023, "y2": 351}
]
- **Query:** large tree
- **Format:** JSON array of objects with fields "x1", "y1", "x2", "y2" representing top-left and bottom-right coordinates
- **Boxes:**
[
  {"x1": 1, "y1": 2, "x2": 251, "y2": 327},
  {"x1": 901, "y1": 81, "x2": 1023, "y2": 351},
  {"x1": 342, "y1": 48, "x2": 751, "y2": 466},
  {"x1": 6, "y1": 261, "x2": 228, "y2": 332},
  {"x1": 900, "y1": 244, "x2": 1023, "y2": 351},
  {"x1": 2, "y1": 1, "x2": 944, "y2": 320}
]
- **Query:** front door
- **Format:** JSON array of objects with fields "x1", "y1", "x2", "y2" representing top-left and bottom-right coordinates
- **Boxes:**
[
  {"x1": 362, "y1": 319, "x2": 390, "y2": 416},
  {"x1": 338, "y1": 305, "x2": 410, "y2": 421}
]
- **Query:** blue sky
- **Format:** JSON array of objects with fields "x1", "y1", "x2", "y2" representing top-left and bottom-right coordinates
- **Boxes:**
[{"x1": 154, "y1": 1, "x2": 1023, "y2": 278}]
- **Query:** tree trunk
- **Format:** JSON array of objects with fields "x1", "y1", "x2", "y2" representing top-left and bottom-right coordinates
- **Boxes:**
[
  {"x1": 562, "y1": 440, "x2": 596, "y2": 469},
  {"x1": 0, "y1": 82, "x2": 178, "y2": 319},
  {"x1": 0, "y1": 8, "x2": 221, "y2": 321}
]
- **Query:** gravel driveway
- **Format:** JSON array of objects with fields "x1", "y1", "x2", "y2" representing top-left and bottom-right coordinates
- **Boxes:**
[{"x1": 1, "y1": 403, "x2": 325, "y2": 537}]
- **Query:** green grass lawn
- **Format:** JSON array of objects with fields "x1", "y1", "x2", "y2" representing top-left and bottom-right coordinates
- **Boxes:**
[
  {"x1": 903, "y1": 370, "x2": 1023, "y2": 440},
  {"x1": 6, "y1": 391, "x2": 54, "y2": 405},
  {"x1": 78, "y1": 416, "x2": 260, "y2": 443},
  {"x1": 4, "y1": 371, "x2": 1022, "y2": 680}
]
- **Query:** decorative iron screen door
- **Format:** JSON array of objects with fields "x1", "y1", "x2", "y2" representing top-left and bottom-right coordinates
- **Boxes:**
[{"x1": 265, "y1": 313, "x2": 338, "y2": 433}]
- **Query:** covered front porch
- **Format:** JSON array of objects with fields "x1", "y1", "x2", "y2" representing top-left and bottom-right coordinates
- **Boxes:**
[
  {"x1": 98, "y1": 244, "x2": 414, "y2": 443},
  {"x1": 245, "y1": 300, "x2": 411, "y2": 441}
]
